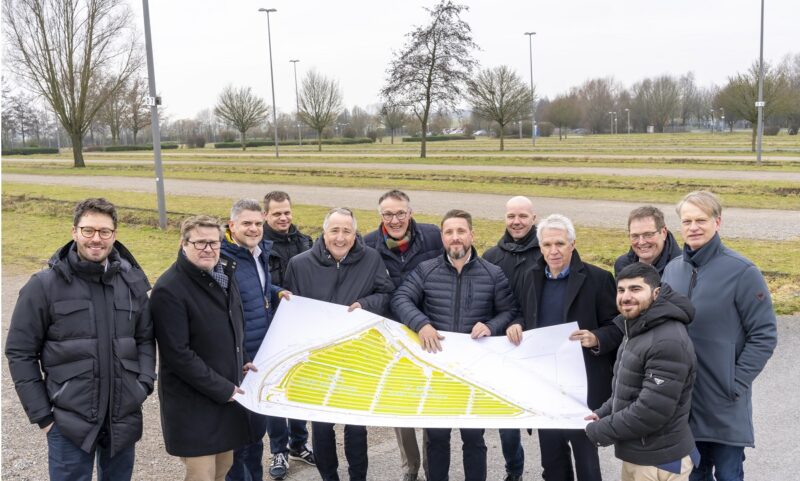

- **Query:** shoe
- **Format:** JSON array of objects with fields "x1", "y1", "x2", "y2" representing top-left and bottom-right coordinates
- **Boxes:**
[
  {"x1": 288, "y1": 445, "x2": 316, "y2": 466},
  {"x1": 268, "y1": 452, "x2": 289, "y2": 480},
  {"x1": 401, "y1": 474, "x2": 419, "y2": 481},
  {"x1": 503, "y1": 474, "x2": 522, "y2": 481}
]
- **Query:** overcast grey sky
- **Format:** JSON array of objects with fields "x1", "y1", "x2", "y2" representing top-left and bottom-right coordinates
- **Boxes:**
[{"x1": 133, "y1": 0, "x2": 798, "y2": 120}]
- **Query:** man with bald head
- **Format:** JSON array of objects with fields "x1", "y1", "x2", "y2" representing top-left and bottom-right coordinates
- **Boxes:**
[{"x1": 483, "y1": 196, "x2": 541, "y2": 481}]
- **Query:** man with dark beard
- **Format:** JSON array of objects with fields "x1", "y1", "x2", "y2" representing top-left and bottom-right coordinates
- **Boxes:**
[{"x1": 392, "y1": 209, "x2": 519, "y2": 481}]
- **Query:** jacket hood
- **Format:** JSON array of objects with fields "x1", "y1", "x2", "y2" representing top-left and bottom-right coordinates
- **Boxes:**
[
  {"x1": 48, "y1": 240, "x2": 150, "y2": 293},
  {"x1": 615, "y1": 283, "x2": 694, "y2": 337},
  {"x1": 495, "y1": 226, "x2": 539, "y2": 254},
  {"x1": 264, "y1": 223, "x2": 310, "y2": 243},
  {"x1": 310, "y1": 233, "x2": 367, "y2": 266}
]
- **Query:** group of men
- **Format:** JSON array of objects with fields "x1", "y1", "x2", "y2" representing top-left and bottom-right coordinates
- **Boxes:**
[{"x1": 6, "y1": 188, "x2": 777, "y2": 481}]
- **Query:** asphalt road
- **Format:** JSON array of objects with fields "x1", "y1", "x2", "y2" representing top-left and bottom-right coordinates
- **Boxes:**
[
  {"x1": 2, "y1": 272, "x2": 797, "y2": 481},
  {"x1": 5, "y1": 174, "x2": 799, "y2": 241}
]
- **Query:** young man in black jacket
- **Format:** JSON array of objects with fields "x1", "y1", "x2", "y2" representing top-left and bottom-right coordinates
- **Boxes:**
[
  {"x1": 6, "y1": 198, "x2": 155, "y2": 481},
  {"x1": 586, "y1": 262, "x2": 698, "y2": 481}
]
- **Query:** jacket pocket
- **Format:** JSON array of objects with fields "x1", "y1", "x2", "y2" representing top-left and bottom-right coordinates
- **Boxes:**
[
  {"x1": 113, "y1": 358, "x2": 147, "y2": 419},
  {"x1": 45, "y1": 358, "x2": 97, "y2": 421},
  {"x1": 691, "y1": 336, "x2": 736, "y2": 402},
  {"x1": 113, "y1": 296, "x2": 138, "y2": 338},
  {"x1": 50, "y1": 299, "x2": 95, "y2": 338}
]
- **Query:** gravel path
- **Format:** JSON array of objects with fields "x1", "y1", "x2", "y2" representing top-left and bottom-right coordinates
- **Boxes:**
[
  {"x1": 6, "y1": 159, "x2": 800, "y2": 182},
  {"x1": 2, "y1": 272, "x2": 797, "y2": 481},
  {"x1": 5, "y1": 173, "x2": 799, "y2": 240}
]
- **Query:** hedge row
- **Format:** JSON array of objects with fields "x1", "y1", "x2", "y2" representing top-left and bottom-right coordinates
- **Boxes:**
[
  {"x1": 402, "y1": 135, "x2": 475, "y2": 142},
  {"x1": 84, "y1": 143, "x2": 179, "y2": 152},
  {"x1": 1, "y1": 147, "x2": 60, "y2": 155},
  {"x1": 214, "y1": 137, "x2": 374, "y2": 148}
]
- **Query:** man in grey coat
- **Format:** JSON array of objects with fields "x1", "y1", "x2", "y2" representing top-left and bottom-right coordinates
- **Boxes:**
[{"x1": 662, "y1": 191, "x2": 777, "y2": 481}]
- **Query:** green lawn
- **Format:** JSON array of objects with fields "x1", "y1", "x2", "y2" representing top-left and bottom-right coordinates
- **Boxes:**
[{"x1": 3, "y1": 183, "x2": 798, "y2": 314}]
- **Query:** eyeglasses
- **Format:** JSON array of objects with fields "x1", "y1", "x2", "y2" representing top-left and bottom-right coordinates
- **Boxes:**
[
  {"x1": 629, "y1": 231, "x2": 659, "y2": 242},
  {"x1": 77, "y1": 226, "x2": 115, "y2": 239},
  {"x1": 381, "y1": 211, "x2": 408, "y2": 221},
  {"x1": 186, "y1": 240, "x2": 221, "y2": 251}
]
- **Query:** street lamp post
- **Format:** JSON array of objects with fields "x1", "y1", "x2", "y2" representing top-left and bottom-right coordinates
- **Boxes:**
[
  {"x1": 710, "y1": 109, "x2": 715, "y2": 134},
  {"x1": 608, "y1": 112, "x2": 614, "y2": 135},
  {"x1": 755, "y1": 0, "x2": 765, "y2": 166},
  {"x1": 142, "y1": 0, "x2": 167, "y2": 230},
  {"x1": 524, "y1": 32, "x2": 536, "y2": 146},
  {"x1": 624, "y1": 108, "x2": 631, "y2": 134},
  {"x1": 613, "y1": 112, "x2": 618, "y2": 135},
  {"x1": 290, "y1": 59, "x2": 301, "y2": 146},
  {"x1": 258, "y1": 8, "x2": 279, "y2": 158},
  {"x1": 719, "y1": 107, "x2": 725, "y2": 133}
]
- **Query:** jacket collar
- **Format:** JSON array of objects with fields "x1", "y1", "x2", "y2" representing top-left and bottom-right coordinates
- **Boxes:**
[
  {"x1": 311, "y1": 233, "x2": 366, "y2": 266},
  {"x1": 496, "y1": 226, "x2": 539, "y2": 254},
  {"x1": 622, "y1": 229, "x2": 681, "y2": 272},
  {"x1": 49, "y1": 240, "x2": 143, "y2": 288},
  {"x1": 222, "y1": 228, "x2": 273, "y2": 259},
  {"x1": 613, "y1": 283, "x2": 694, "y2": 337},
  {"x1": 681, "y1": 232, "x2": 723, "y2": 268},
  {"x1": 534, "y1": 248, "x2": 586, "y2": 311}
]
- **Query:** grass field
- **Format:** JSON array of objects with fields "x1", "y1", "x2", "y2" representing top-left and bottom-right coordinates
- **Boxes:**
[{"x1": 3, "y1": 183, "x2": 798, "y2": 314}]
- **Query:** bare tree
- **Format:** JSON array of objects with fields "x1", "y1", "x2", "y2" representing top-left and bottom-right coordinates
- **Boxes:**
[
  {"x1": 632, "y1": 75, "x2": 681, "y2": 133},
  {"x1": 381, "y1": 0, "x2": 478, "y2": 158},
  {"x1": 98, "y1": 79, "x2": 126, "y2": 145},
  {"x1": 380, "y1": 104, "x2": 406, "y2": 144},
  {"x1": 213, "y1": 85, "x2": 269, "y2": 151},
  {"x1": 578, "y1": 78, "x2": 617, "y2": 133},
  {"x1": 542, "y1": 93, "x2": 582, "y2": 140},
  {"x1": 125, "y1": 75, "x2": 150, "y2": 144},
  {"x1": 297, "y1": 70, "x2": 342, "y2": 151},
  {"x1": 4, "y1": 0, "x2": 141, "y2": 167},
  {"x1": 466, "y1": 65, "x2": 532, "y2": 151}
]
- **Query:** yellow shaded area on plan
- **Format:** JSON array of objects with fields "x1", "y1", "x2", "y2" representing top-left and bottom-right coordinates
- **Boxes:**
[{"x1": 273, "y1": 326, "x2": 523, "y2": 417}]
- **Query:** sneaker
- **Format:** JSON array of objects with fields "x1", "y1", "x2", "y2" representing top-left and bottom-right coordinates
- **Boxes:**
[
  {"x1": 288, "y1": 445, "x2": 316, "y2": 466},
  {"x1": 503, "y1": 474, "x2": 522, "y2": 481},
  {"x1": 268, "y1": 452, "x2": 289, "y2": 480}
]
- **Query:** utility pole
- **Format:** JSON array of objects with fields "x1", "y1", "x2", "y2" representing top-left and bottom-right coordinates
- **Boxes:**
[
  {"x1": 755, "y1": 0, "x2": 765, "y2": 166},
  {"x1": 290, "y1": 59, "x2": 301, "y2": 146},
  {"x1": 142, "y1": 0, "x2": 167, "y2": 230},
  {"x1": 524, "y1": 32, "x2": 536, "y2": 146}
]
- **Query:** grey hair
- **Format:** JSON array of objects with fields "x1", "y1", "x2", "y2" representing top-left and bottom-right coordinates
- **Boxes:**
[
  {"x1": 536, "y1": 214, "x2": 576, "y2": 243},
  {"x1": 323, "y1": 207, "x2": 357, "y2": 231},
  {"x1": 230, "y1": 199, "x2": 262, "y2": 220}
]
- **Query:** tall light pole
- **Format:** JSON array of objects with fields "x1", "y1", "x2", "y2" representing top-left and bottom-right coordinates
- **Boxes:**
[
  {"x1": 624, "y1": 108, "x2": 631, "y2": 134},
  {"x1": 608, "y1": 111, "x2": 614, "y2": 135},
  {"x1": 290, "y1": 59, "x2": 301, "y2": 146},
  {"x1": 755, "y1": 0, "x2": 765, "y2": 166},
  {"x1": 142, "y1": 0, "x2": 167, "y2": 230},
  {"x1": 710, "y1": 109, "x2": 715, "y2": 134},
  {"x1": 719, "y1": 107, "x2": 725, "y2": 133},
  {"x1": 258, "y1": 8, "x2": 279, "y2": 158},
  {"x1": 524, "y1": 32, "x2": 536, "y2": 146}
]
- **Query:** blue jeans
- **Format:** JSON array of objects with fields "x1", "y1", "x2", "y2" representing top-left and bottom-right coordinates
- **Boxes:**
[
  {"x1": 47, "y1": 423, "x2": 135, "y2": 481},
  {"x1": 500, "y1": 429, "x2": 525, "y2": 476},
  {"x1": 227, "y1": 413, "x2": 268, "y2": 481},
  {"x1": 425, "y1": 428, "x2": 487, "y2": 481},
  {"x1": 690, "y1": 442, "x2": 745, "y2": 481},
  {"x1": 266, "y1": 416, "x2": 309, "y2": 454}
]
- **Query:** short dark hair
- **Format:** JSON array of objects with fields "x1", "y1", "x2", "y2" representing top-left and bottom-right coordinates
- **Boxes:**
[
  {"x1": 263, "y1": 191, "x2": 291, "y2": 212},
  {"x1": 441, "y1": 209, "x2": 472, "y2": 229},
  {"x1": 378, "y1": 189, "x2": 410, "y2": 205},
  {"x1": 627, "y1": 205, "x2": 666, "y2": 231},
  {"x1": 616, "y1": 262, "x2": 661, "y2": 290},
  {"x1": 73, "y1": 198, "x2": 117, "y2": 228}
]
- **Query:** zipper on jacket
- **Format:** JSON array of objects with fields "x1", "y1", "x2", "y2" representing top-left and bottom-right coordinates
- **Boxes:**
[
  {"x1": 454, "y1": 274, "x2": 462, "y2": 332},
  {"x1": 687, "y1": 267, "x2": 698, "y2": 298}
]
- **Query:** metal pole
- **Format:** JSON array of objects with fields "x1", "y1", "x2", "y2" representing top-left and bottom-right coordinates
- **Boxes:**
[
  {"x1": 609, "y1": 112, "x2": 614, "y2": 135},
  {"x1": 625, "y1": 109, "x2": 630, "y2": 134},
  {"x1": 290, "y1": 59, "x2": 301, "y2": 146},
  {"x1": 755, "y1": 0, "x2": 765, "y2": 166},
  {"x1": 142, "y1": 0, "x2": 167, "y2": 230},
  {"x1": 524, "y1": 32, "x2": 536, "y2": 146},
  {"x1": 259, "y1": 8, "x2": 280, "y2": 158}
]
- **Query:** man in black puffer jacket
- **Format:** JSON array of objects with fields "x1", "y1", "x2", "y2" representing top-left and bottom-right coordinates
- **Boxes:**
[
  {"x1": 6, "y1": 198, "x2": 154, "y2": 481},
  {"x1": 586, "y1": 262, "x2": 697, "y2": 481},
  {"x1": 262, "y1": 191, "x2": 313, "y2": 288},
  {"x1": 284, "y1": 207, "x2": 394, "y2": 481},
  {"x1": 392, "y1": 209, "x2": 519, "y2": 481}
]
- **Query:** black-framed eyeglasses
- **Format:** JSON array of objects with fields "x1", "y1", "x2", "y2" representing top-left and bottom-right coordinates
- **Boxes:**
[
  {"x1": 629, "y1": 231, "x2": 659, "y2": 242},
  {"x1": 381, "y1": 211, "x2": 408, "y2": 221},
  {"x1": 77, "y1": 226, "x2": 116, "y2": 240},
  {"x1": 186, "y1": 240, "x2": 221, "y2": 251}
]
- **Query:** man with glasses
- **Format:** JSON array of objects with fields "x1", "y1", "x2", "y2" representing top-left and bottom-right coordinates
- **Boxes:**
[
  {"x1": 364, "y1": 189, "x2": 443, "y2": 481},
  {"x1": 6, "y1": 198, "x2": 155, "y2": 481},
  {"x1": 614, "y1": 206, "x2": 681, "y2": 277},
  {"x1": 150, "y1": 215, "x2": 253, "y2": 481}
]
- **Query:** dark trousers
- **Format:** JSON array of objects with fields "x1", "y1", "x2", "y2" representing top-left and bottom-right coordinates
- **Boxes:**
[
  {"x1": 500, "y1": 428, "x2": 525, "y2": 476},
  {"x1": 47, "y1": 423, "x2": 135, "y2": 481},
  {"x1": 266, "y1": 415, "x2": 309, "y2": 454},
  {"x1": 227, "y1": 413, "x2": 268, "y2": 481},
  {"x1": 538, "y1": 429, "x2": 601, "y2": 481},
  {"x1": 690, "y1": 441, "x2": 745, "y2": 481},
  {"x1": 425, "y1": 428, "x2": 487, "y2": 481},
  {"x1": 312, "y1": 422, "x2": 367, "y2": 481}
]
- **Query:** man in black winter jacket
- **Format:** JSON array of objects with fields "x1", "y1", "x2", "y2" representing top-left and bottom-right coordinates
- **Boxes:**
[
  {"x1": 363, "y1": 189, "x2": 442, "y2": 481},
  {"x1": 6, "y1": 198, "x2": 155, "y2": 481},
  {"x1": 263, "y1": 190, "x2": 312, "y2": 287},
  {"x1": 614, "y1": 206, "x2": 681, "y2": 277},
  {"x1": 483, "y1": 195, "x2": 540, "y2": 481},
  {"x1": 283, "y1": 207, "x2": 394, "y2": 481},
  {"x1": 392, "y1": 209, "x2": 519, "y2": 481},
  {"x1": 586, "y1": 262, "x2": 697, "y2": 481}
]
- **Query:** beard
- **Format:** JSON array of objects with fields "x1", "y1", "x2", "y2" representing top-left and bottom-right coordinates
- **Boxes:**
[{"x1": 447, "y1": 244, "x2": 468, "y2": 260}]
